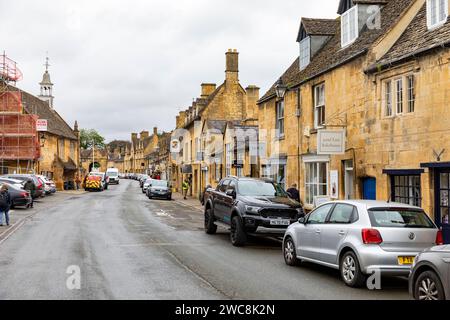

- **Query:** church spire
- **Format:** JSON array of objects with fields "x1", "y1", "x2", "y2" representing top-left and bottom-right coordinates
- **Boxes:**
[{"x1": 38, "y1": 54, "x2": 54, "y2": 109}]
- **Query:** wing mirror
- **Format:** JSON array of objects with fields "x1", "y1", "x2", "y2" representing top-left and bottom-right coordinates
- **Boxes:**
[
  {"x1": 298, "y1": 217, "x2": 307, "y2": 224},
  {"x1": 225, "y1": 189, "x2": 236, "y2": 198}
]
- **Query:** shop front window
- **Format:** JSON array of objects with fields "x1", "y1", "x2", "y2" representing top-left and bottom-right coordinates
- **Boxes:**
[
  {"x1": 440, "y1": 173, "x2": 450, "y2": 225},
  {"x1": 391, "y1": 175, "x2": 422, "y2": 207},
  {"x1": 277, "y1": 164, "x2": 286, "y2": 190},
  {"x1": 305, "y1": 162, "x2": 328, "y2": 205}
]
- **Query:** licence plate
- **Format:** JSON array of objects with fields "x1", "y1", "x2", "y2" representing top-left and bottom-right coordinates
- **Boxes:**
[
  {"x1": 270, "y1": 219, "x2": 290, "y2": 226},
  {"x1": 398, "y1": 256, "x2": 415, "y2": 265}
]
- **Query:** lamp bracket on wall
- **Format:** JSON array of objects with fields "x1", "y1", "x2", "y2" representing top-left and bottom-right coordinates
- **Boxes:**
[{"x1": 433, "y1": 149, "x2": 445, "y2": 162}]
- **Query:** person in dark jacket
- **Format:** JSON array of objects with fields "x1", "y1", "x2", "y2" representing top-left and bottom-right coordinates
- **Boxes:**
[
  {"x1": 286, "y1": 183, "x2": 301, "y2": 203},
  {"x1": 0, "y1": 185, "x2": 12, "y2": 226},
  {"x1": 23, "y1": 178, "x2": 36, "y2": 208}
]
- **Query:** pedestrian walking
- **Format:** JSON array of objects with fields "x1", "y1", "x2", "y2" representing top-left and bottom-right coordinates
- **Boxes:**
[
  {"x1": 182, "y1": 179, "x2": 190, "y2": 200},
  {"x1": 23, "y1": 178, "x2": 36, "y2": 208},
  {"x1": 0, "y1": 185, "x2": 12, "y2": 227},
  {"x1": 287, "y1": 183, "x2": 301, "y2": 203},
  {"x1": 75, "y1": 174, "x2": 82, "y2": 190}
]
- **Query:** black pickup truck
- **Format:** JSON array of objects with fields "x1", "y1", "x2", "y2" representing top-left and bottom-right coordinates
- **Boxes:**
[{"x1": 203, "y1": 177, "x2": 305, "y2": 246}]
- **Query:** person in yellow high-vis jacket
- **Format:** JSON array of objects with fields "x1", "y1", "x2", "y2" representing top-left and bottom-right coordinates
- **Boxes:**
[{"x1": 182, "y1": 179, "x2": 190, "y2": 200}]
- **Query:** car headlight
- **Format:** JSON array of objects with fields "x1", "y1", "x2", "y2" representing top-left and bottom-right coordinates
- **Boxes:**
[{"x1": 245, "y1": 206, "x2": 262, "y2": 215}]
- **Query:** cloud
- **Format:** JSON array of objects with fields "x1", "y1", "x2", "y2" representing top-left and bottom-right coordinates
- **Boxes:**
[{"x1": 0, "y1": 0, "x2": 337, "y2": 142}]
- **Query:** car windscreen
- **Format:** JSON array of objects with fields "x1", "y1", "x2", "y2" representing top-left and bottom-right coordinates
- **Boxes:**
[
  {"x1": 238, "y1": 180, "x2": 287, "y2": 197},
  {"x1": 152, "y1": 180, "x2": 168, "y2": 187},
  {"x1": 106, "y1": 172, "x2": 118, "y2": 177},
  {"x1": 368, "y1": 209, "x2": 435, "y2": 229}
]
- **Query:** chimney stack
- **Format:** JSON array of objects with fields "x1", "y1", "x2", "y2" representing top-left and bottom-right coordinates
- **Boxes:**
[
  {"x1": 131, "y1": 133, "x2": 138, "y2": 141},
  {"x1": 201, "y1": 83, "x2": 217, "y2": 98},
  {"x1": 225, "y1": 49, "x2": 239, "y2": 82},
  {"x1": 140, "y1": 131, "x2": 149, "y2": 139},
  {"x1": 245, "y1": 85, "x2": 260, "y2": 121},
  {"x1": 153, "y1": 127, "x2": 158, "y2": 135}
]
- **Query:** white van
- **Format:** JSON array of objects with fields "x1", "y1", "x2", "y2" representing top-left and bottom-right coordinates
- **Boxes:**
[{"x1": 106, "y1": 168, "x2": 120, "y2": 185}]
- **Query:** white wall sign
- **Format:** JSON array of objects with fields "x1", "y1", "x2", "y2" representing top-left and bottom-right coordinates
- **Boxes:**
[
  {"x1": 317, "y1": 130, "x2": 346, "y2": 155},
  {"x1": 170, "y1": 139, "x2": 181, "y2": 153},
  {"x1": 36, "y1": 119, "x2": 48, "y2": 132},
  {"x1": 330, "y1": 170, "x2": 339, "y2": 199}
]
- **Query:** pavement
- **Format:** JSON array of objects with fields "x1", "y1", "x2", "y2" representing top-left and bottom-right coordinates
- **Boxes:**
[
  {"x1": 171, "y1": 192, "x2": 204, "y2": 212},
  {"x1": 0, "y1": 180, "x2": 411, "y2": 300}
]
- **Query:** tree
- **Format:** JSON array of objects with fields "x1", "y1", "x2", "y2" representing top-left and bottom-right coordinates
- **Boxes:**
[{"x1": 80, "y1": 129, "x2": 106, "y2": 149}]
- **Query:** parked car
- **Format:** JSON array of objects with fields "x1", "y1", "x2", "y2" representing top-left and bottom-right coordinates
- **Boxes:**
[
  {"x1": 1, "y1": 174, "x2": 44, "y2": 199},
  {"x1": 36, "y1": 175, "x2": 55, "y2": 195},
  {"x1": 139, "y1": 175, "x2": 150, "y2": 188},
  {"x1": 204, "y1": 177, "x2": 304, "y2": 246},
  {"x1": 0, "y1": 178, "x2": 25, "y2": 189},
  {"x1": 142, "y1": 178, "x2": 153, "y2": 194},
  {"x1": 106, "y1": 168, "x2": 120, "y2": 185},
  {"x1": 0, "y1": 182, "x2": 32, "y2": 208},
  {"x1": 147, "y1": 180, "x2": 172, "y2": 200},
  {"x1": 283, "y1": 200, "x2": 442, "y2": 288},
  {"x1": 409, "y1": 245, "x2": 450, "y2": 300}
]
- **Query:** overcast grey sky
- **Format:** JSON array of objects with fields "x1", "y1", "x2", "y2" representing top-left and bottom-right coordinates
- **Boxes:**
[{"x1": 1, "y1": 0, "x2": 337, "y2": 142}]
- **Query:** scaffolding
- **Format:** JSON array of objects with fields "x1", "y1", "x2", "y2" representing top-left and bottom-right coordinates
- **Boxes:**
[{"x1": 0, "y1": 54, "x2": 40, "y2": 174}]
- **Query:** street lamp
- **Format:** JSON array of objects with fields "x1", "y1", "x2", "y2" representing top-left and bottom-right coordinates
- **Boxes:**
[
  {"x1": 275, "y1": 77, "x2": 287, "y2": 99},
  {"x1": 40, "y1": 133, "x2": 46, "y2": 147}
]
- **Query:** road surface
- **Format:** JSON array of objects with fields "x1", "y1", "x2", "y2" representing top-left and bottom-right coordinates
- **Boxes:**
[{"x1": 0, "y1": 180, "x2": 410, "y2": 300}]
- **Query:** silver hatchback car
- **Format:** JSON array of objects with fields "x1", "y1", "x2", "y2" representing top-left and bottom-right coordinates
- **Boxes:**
[
  {"x1": 283, "y1": 200, "x2": 442, "y2": 287},
  {"x1": 409, "y1": 245, "x2": 450, "y2": 300}
]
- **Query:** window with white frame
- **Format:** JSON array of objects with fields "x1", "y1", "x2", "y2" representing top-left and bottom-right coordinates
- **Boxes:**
[
  {"x1": 385, "y1": 81, "x2": 393, "y2": 117},
  {"x1": 299, "y1": 37, "x2": 311, "y2": 71},
  {"x1": 314, "y1": 83, "x2": 326, "y2": 129},
  {"x1": 305, "y1": 162, "x2": 328, "y2": 206},
  {"x1": 225, "y1": 143, "x2": 232, "y2": 177},
  {"x1": 276, "y1": 100, "x2": 285, "y2": 137},
  {"x1": 427, "y1": 0, "x2": 448, "y2": 29},
  {"x1": 396, "y1": 79, "x2": 403, "y2": 114},
  {"x1": 341, "y1": 5, "x2": 358, "y2": 47},
  {"x1": 383, "y1": 75, "x2": 416, "y2": 117},
  {"x1": 195, "y1": 137, "x2": 202, "y2": 161},
  {"x1": 236, "y1": 148, "x2": 244, "y2": 178},
  {"x1": 407, "y1": 75, "x2": 415, "y2": 113}
]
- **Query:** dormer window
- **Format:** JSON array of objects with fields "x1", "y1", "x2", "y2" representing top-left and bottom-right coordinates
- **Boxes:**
[
  {"x1": 341, "y1": 5, "x2": 358, "y2": 47},
  {"x1": 427, "y1": 0, "x2": 448, "y2": 29},
  {"x1": 299, "y1": 37, "x2": 311, "y2": 71}
]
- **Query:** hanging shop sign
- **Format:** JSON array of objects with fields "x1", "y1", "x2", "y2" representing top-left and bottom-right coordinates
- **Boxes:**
[
  {"x1": 317, "y1": 130, "x2": 346, "y2": 155},
  {"x1": 170, "y1": 138, "x2": 181, "y2": 153},
  {"x1": 36, "y1": 119, "x2": 48, "y2": 132}
]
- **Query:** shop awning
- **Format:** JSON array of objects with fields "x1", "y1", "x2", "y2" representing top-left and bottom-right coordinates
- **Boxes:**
[
  {"x1": 382, "y1": 169, "x2": 424, "y2": 175},
  {"x1": 421, "y1": 162, "x2": 450, "y2": 168},
  {"x1": 58, "y1": 157, "x2": 77, "y2": 171}
]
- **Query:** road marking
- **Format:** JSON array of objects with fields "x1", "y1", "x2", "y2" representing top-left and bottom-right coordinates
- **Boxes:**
[{"x1": 0, "y1": 218, "x2": 27, "y2": 246}]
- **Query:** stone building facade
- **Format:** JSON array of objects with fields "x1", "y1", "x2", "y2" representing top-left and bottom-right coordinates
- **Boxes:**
[
  {"x1": 171, "y1": 50, "x2": 260, "y2": 198},
  {"x1": 257, "y1": 0, "x2": 450, "y2": 225}
]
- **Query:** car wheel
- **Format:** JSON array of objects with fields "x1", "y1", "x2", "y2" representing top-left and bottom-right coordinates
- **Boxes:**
[
  {"x1": 204, "y1": 208, "x2": 217, "y2": 235},
  {"x1": 283, "y1": 237, "x2": 301, "y2": 266},
  {"x1": 230, "y1": 216, "x2": 247, "y2": 247},
  {"x1": 340, "y1": 251, "x2": 366, "y2": 288},
  {"x1": 415, "y1": 271, "x2": 445, "y2": 300}
]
